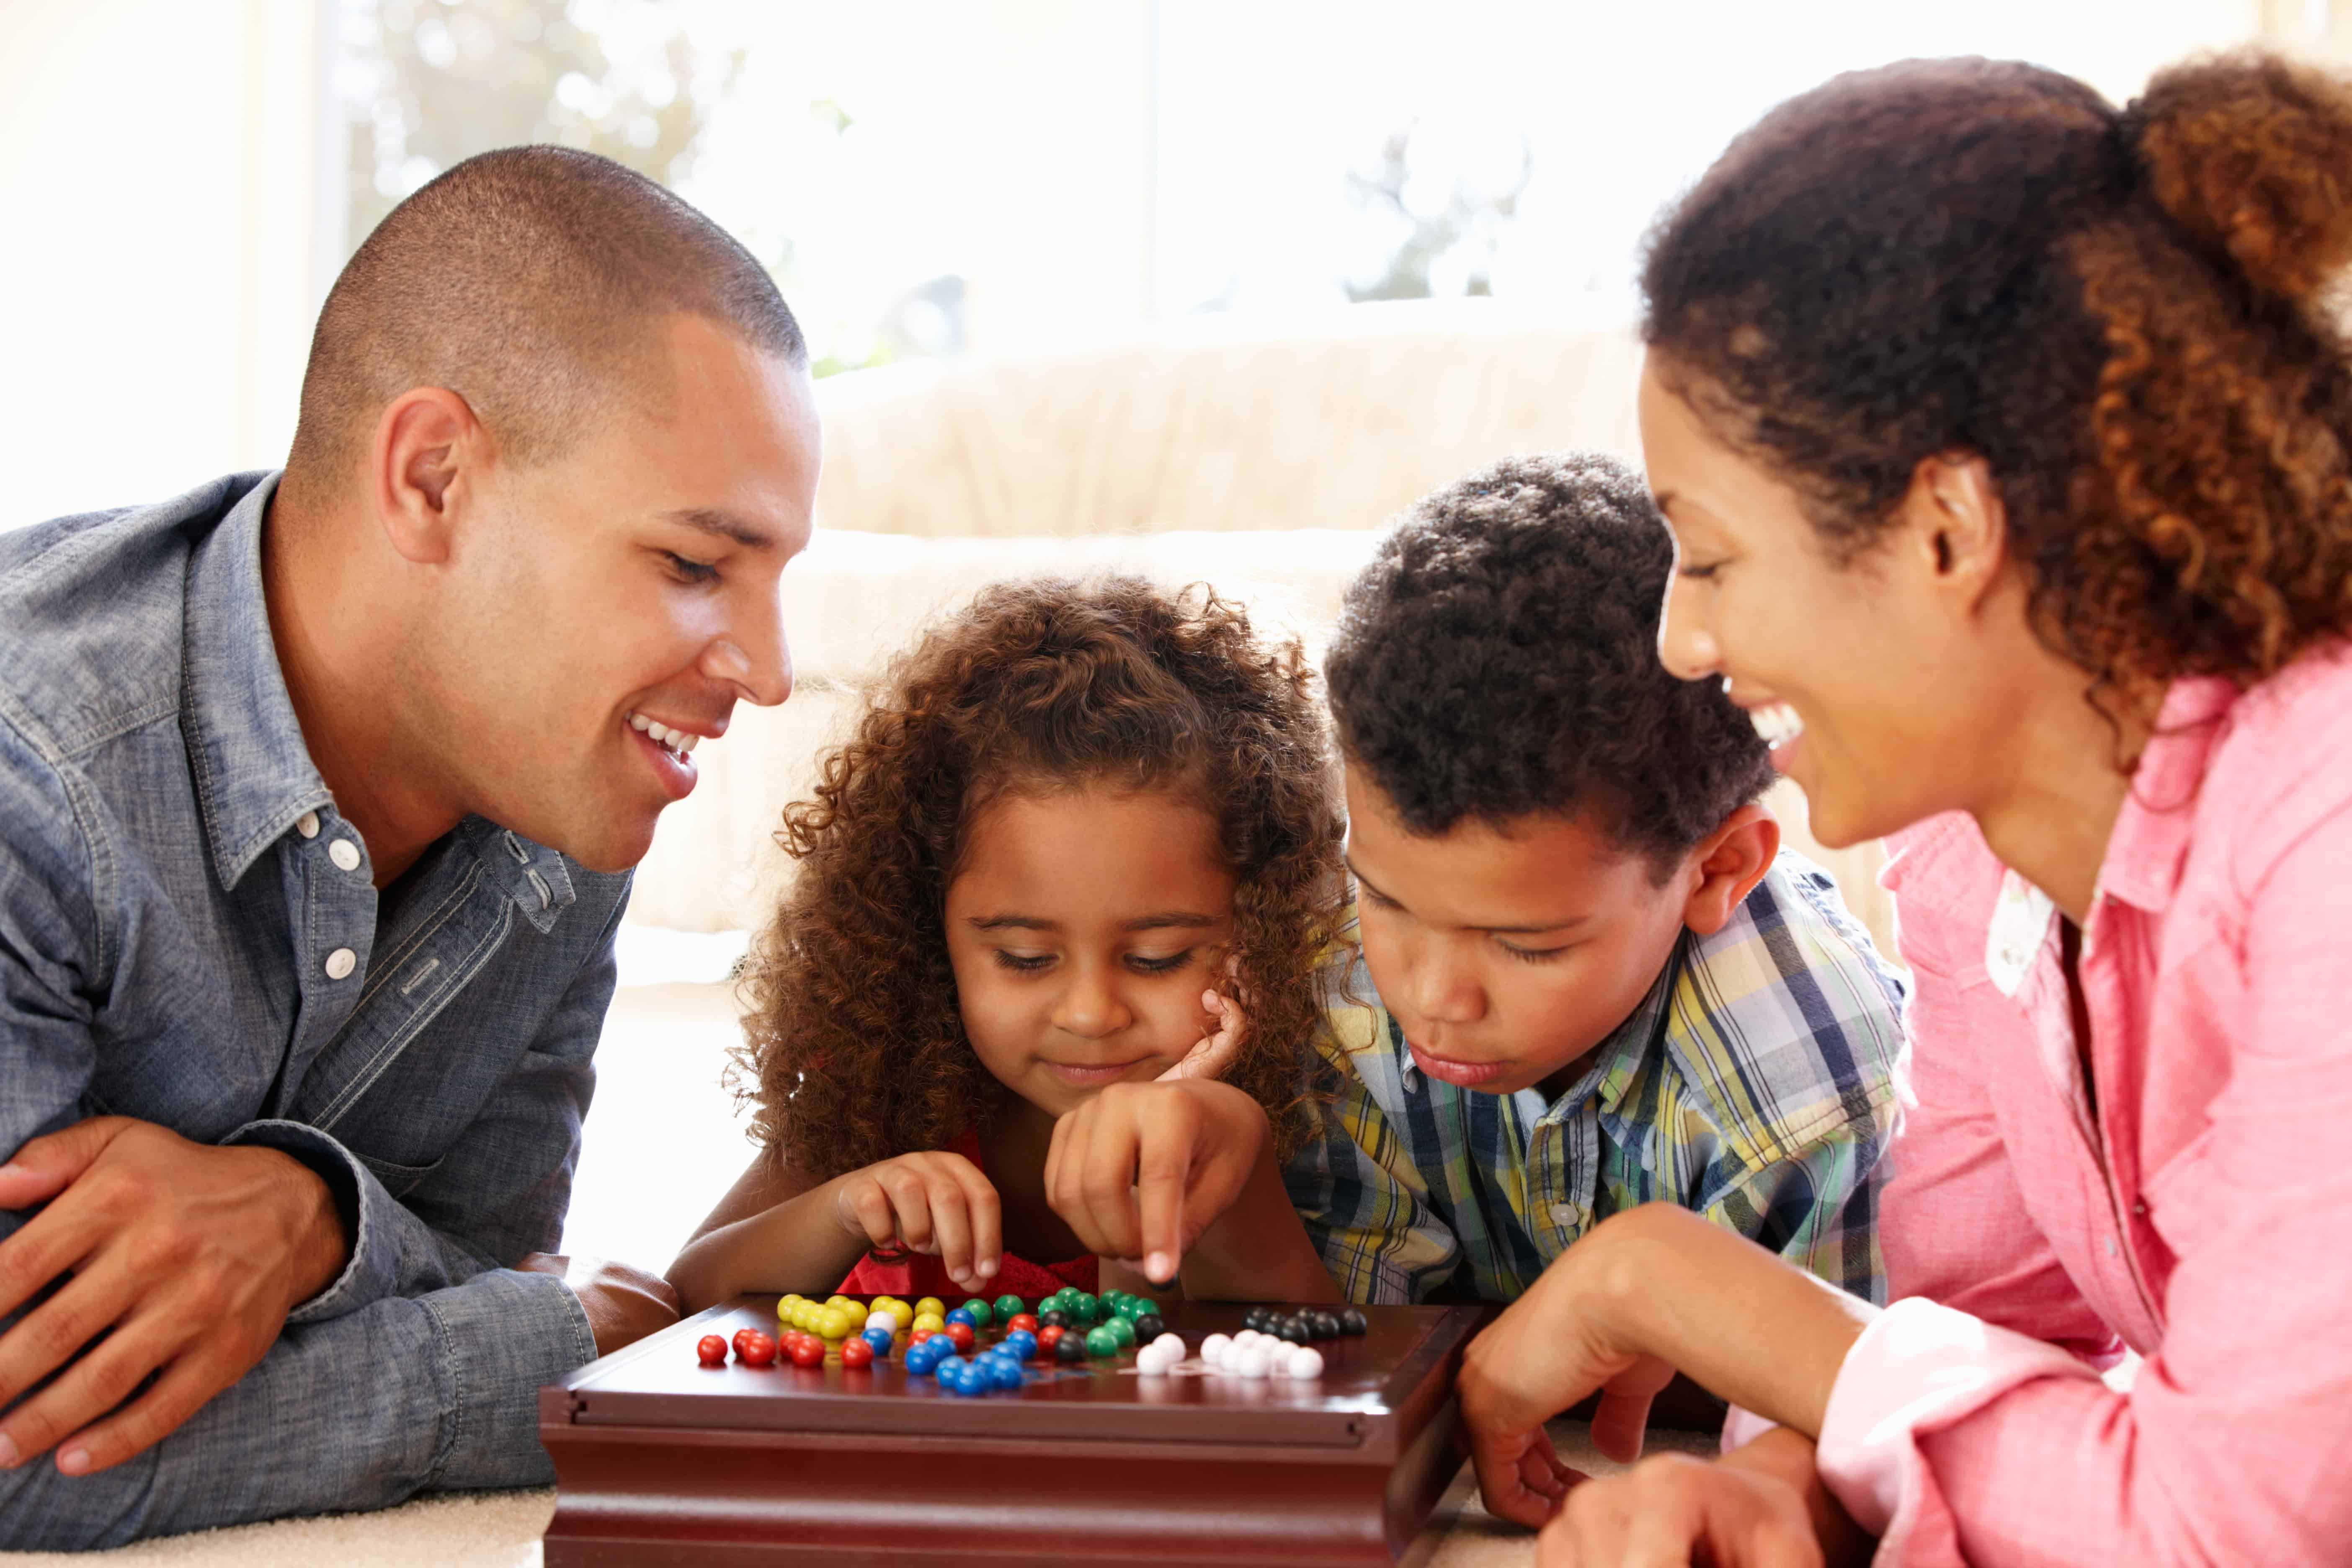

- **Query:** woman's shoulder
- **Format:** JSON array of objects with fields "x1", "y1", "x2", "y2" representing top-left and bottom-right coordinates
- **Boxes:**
[{"x1": 2185, "y1": 645, "x2": 2352, "y2": 882}]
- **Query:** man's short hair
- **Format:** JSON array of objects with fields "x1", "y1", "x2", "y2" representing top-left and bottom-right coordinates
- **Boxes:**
[
  {"x1": 288, "y1": 146, "x2": 805, "y2": 480},
  {"x1": 1325, "y1": 452, "x2": 1775, "y2": 872}
]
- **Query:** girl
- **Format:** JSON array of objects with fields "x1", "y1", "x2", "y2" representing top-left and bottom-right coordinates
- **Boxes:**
[
  {"x1": 669, "y1": 576, "x2": 1347, "y2": 1311},
  {"x1": 1456, "y1": 51, "x2": 2352, "y2": 1567}
]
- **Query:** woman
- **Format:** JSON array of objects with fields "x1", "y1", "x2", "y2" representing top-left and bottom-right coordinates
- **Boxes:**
[{"x1": 1458, "y1": 51, "x2": 2352, "y2": 1566}]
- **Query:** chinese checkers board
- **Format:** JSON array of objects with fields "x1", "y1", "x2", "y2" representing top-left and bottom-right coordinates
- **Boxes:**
[{"x1": 539, "y1": 1293, "x2": 1490, "y2": 1567}]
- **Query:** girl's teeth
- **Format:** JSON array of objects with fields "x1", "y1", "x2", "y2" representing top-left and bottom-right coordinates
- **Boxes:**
[{"x1": 629, "y1": 714, "x2": 652, "y2": 733}]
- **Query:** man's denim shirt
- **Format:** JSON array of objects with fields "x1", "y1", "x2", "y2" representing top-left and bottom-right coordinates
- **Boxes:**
[{"x1": 0, "y1": 474, "x2": 631, "y2": 1548}]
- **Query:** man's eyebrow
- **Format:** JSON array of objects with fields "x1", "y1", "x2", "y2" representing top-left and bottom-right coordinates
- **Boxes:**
[
  {"x1": 1344, "y1": 857, "x2": 1589, "y2": 935},
  {"x1": 661, "y1": 507, "x2": 779, "y2": 551}
]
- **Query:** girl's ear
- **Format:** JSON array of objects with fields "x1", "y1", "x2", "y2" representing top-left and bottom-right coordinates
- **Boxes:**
[{"x1": 1679, "y1": 803, "x2": 1779, "y2": 937}]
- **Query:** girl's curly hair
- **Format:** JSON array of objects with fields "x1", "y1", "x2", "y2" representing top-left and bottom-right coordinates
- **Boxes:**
[
  {"x1": 735, "y1": 575, "x2": 1347, "y2": 1179},
  {"x1": 1640, "y1": 51, "x2": 2352, "y2": 719}
]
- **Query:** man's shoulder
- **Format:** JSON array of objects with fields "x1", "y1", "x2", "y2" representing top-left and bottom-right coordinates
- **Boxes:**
[
  {"x1": 0, "y1": 475, "x2": 267, "y2": 760},
  {"x1": 1663, "y1": 852, "x2": 1910, "y2": 1163}
]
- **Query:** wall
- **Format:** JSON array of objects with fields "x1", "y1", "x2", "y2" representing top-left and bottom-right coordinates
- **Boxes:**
[{"x1": 1, "y1": 0, "x2": 328, "y2": 529}]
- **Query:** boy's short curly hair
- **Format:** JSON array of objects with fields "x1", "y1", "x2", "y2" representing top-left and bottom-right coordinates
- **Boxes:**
[
  {"x1": 1324, "y1": 452, "x2": 1774, "y2": 872},
  {"x1": 736, "y1": 576, "x2": 1347, "y2": 1179}
]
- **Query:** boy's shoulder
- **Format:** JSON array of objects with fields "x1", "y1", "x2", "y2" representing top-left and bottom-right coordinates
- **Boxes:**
[{"x1": 1666, "y1": 850, "x2": 1909, "y2": 1163}]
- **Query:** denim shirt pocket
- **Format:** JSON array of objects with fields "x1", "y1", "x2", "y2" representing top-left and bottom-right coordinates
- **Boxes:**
[{"x1": 351, "y1": 1150, "x2": 446, "y2": 1199}]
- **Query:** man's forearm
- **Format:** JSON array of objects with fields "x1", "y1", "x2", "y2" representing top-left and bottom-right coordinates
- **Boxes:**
[{"x1": 0, "y1": 1266, "x2": 593, "y2": 1551}]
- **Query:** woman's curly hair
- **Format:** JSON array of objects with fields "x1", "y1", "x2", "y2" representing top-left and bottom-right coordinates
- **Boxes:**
[
  {"x1": 1640, "y1": 51, "x2": 2352, "y2": 719},
  {"x1": 735, "y1": 575, "x2": 1347, "y2": 1179}
]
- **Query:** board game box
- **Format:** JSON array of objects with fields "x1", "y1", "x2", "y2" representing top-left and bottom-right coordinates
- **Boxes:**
[{"x1": 539, "y1": 1292, "x2": 1489, "y2": 1567}]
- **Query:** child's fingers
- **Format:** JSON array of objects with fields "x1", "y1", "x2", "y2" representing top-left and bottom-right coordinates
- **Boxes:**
[
  {"x1": 876, "y1": 1166, "x2": 937, "y2": 1254},
  {"x1": 841, "y1": 1176, "x2": 902, "y2": 1251},
  {"x1": 1067, "y1": 1101, "x2": 1148, "y2": 1263},
  {"x1": 1132, "y1": 1114, "x2": 1194, "y2": 1286},
  {"x1": 949, "y1": 1164, "x2": 1003, "y2": 1284},
  {"x1": 921, "y1": 1176, "x2": 981, "y2": 1289}
]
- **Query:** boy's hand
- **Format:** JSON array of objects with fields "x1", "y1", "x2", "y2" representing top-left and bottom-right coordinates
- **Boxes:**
[
  {"x1": 1045, "y1": 1079, "x2": 1267, "y2": 1284},
  {"x1": 1155, "y1": 957, "x2": 1248, "y2": 1084},
  {"x1": 830, "y1": 1152, "x2": 1002, "y2": 1294}
]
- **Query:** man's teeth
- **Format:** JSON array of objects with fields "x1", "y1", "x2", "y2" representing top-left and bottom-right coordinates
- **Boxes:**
[
  {"x1": 1750, "y1": 703, "x2": 1805, "y2": 748},
  {"x1": 627, "y1": 712, "x2": 700, "y2": 756}
]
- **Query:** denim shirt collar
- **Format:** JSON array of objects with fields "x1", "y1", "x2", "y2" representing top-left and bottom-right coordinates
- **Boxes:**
[
  {"x1": 180, "y1": 474, "x2": 580, "y2": 931},
  {"x1": 181, "y1": 473, "x2": 335, "y2": 892}
]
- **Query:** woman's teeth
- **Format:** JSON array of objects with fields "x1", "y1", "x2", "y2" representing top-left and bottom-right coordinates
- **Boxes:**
[
  {"x1": 628, "y1": 712, "x2": 699, "y2": 758},
  {"x1": 1750, "y1": 703, "x2": 1805, "y2": 748}
]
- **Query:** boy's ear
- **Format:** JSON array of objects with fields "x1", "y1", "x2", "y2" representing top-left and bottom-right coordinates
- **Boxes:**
[{"x1": 1679, "y1": 802, "x2": 1779, "y2": 937}]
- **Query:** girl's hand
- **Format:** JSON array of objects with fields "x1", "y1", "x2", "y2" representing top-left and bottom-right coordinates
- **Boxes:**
[
  {"x1": 1045, "y1": 1078, "x2": 1268, "y2": 1284},
  {"x1": 828, "y1": 1152, "x2": 1002, "y2": 1294},
  {"x1": 1157, "y1": 956, "x2": 1248, "y2": 1083},
  {"x1": 1534, "y1": 1452, "x2": 1825, "y2": 1568}
]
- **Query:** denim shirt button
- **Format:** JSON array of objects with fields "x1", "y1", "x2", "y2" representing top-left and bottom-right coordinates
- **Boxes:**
[
  {"x1": 324, "y1": 947, "x2": 358, "y2": 981},
  {"x1": 295, "y1": 811, "x2": 321, "y2": 839},
  {"x1": 328, "y1": 839, "x2": 362, "y2": 872}
]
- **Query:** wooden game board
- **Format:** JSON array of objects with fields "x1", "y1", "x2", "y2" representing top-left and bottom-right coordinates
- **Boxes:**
[{"x1": 540, "y1": 1294, "x2": 1488, "y2": 1567}]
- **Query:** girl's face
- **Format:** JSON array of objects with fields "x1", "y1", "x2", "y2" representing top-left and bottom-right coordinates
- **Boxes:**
[
  {"x1": 1639, "y1": 353, "x2": 1984, "y2": 848},
  {"x1": 944, "y1": 783, "x2": 1236, "y2": 1118}
]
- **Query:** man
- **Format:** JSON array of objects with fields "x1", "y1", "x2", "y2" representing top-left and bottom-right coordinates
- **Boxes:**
[{"x1": 0, "y1": 147, "x2": 820, "y2": 1548}]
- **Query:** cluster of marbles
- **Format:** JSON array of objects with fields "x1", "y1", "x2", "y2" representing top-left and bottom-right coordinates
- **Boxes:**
[
  {"x1": 1195, "y1": 1330, "x2": 1324, "y2": 1380},
  {"x1": 696, "y1": 1292, "x2": 1357, "y2": 1390}
]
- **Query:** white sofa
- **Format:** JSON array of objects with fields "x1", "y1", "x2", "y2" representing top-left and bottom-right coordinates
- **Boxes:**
[{"x1": 625, "y1": 303, "x2": 1894, "y2": 956}]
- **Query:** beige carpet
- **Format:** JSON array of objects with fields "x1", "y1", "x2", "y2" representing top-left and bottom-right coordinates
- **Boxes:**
[{"x1": 0, "y1": 1421, "x2": 1715, "y2": 1565}]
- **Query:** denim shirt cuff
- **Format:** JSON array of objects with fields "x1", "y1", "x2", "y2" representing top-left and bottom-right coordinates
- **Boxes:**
[
  {"x1": 421, "y1": 1267, "x2": 600, "y2": 1491},
  {"x1": 220, "y1": 1118, "x2": 393, "y2": 1324}
]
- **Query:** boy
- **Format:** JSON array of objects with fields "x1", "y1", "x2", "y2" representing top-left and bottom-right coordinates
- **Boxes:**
[{"x1": 1289, "y1": 452, "x2": 1906, "y2": 1306}]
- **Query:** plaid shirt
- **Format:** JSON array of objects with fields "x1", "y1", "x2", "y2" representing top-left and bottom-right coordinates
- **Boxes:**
[{"x1": 1284, "y1": 854, "x2": 1908, "y2": 1306}]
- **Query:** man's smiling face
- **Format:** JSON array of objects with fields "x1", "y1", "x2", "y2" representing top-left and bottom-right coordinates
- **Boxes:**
[
  {"x1": 434, "y1": 313, "x2": 821, "y2": 872},
  {"x1": 1344, "y1": 762, "x2": 1695, "y2": 1101}
]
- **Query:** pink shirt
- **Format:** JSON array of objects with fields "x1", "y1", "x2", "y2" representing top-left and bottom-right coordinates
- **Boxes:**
[{"x1": 1813, "y1": 651, "x2": 2352, "y2": 1564}]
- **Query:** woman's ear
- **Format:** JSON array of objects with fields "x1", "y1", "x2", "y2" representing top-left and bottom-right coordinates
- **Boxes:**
[
  {"x1": 1679, "y1": 802, "x2": 1780, "y2": 936},
  {"x1": 1896, "y1": 452, "x2": 2009, "y2": 616}
]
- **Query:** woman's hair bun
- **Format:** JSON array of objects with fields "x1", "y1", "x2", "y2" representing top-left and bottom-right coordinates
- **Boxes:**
[{"x1": 2130, "y1": 50, "x2": 2352, "y2": 305}]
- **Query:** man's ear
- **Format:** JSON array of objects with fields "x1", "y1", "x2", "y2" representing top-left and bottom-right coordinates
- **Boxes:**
[
  {"x1": 369, "y1": 387, "x2": 483, "y2": 566},
  {"x1": 1680, "y1": 802, "x2": 1779, "y2": 937},
  {"x1": 1895, "y1": 452, "x2": 2008, "y2": 615}
]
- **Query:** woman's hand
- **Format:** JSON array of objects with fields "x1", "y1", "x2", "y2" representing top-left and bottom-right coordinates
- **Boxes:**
[
  {"x1": 1460, "y1": 1226, "x2": 1678, "y2": 1527},
  {"x1": 1047, "y1": 1078, "x2": 1268, "y2": 1284},
  {"x1": 1458, "y1": 1206, "x2": 1875, "y2": 1530},
  {"x1": 829, "y1": 1151, "x2": 1003, "y2": 1294},
  {"x1": 1535, "y1": 1451, "x2": 1823, "y2": 1568},
  {"x1": 1534, "y1": 1428, "x2": 1869, "y2": 1568}
]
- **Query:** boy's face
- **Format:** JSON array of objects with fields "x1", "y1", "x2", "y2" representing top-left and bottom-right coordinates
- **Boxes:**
[
  {"x1": 944, "y1": 786, "x2": 1235, "y2": 1119},
  {"x1": 1344, "y1": 764, "x2": 1694, "y2": 1101}
]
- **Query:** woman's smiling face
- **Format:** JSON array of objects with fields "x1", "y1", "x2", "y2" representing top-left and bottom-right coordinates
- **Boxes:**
[
  {"x1": 942, "y1": 784, "x2": 1235, "y2": 1119},
  {"x1": 1640, "y1": 353, "x2": 1980, "y2": 849}
]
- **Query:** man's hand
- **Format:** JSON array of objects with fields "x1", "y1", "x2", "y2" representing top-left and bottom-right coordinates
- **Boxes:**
[
  {"x1": 0, "y1": 1117, "x2": 348, "y2": 1476},
  {"x1": 1045, "y1": 1079, "x2": 1268, "y2": 1285},
  {"x1": 515, "y1": 1253, "x2": 679, "y2": 1357}
]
